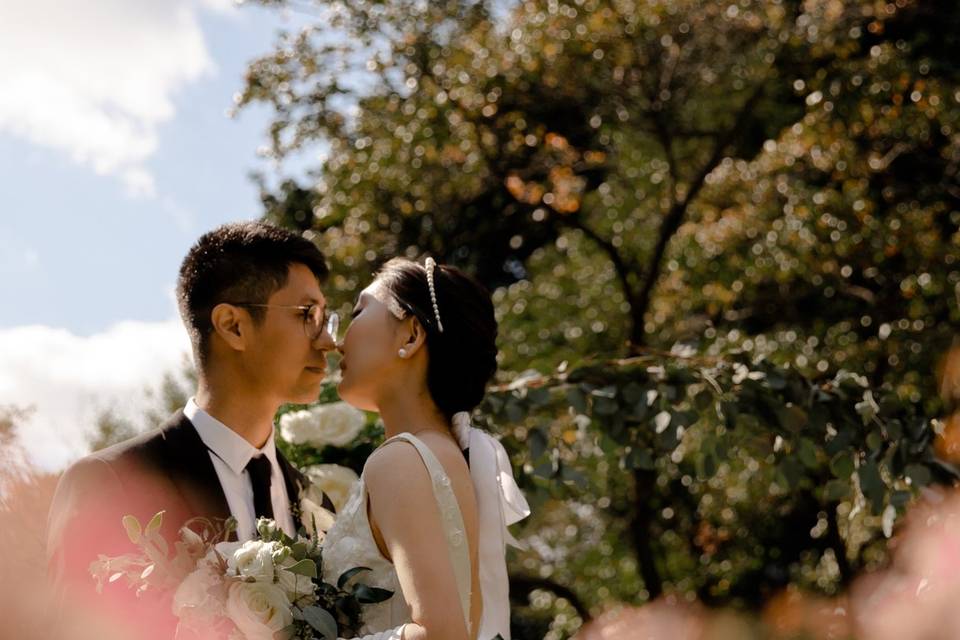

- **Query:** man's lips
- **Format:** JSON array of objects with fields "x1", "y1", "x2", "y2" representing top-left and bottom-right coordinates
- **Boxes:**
[{"x1": 305, "y1": 365, "x2": 326, "y2": 374}]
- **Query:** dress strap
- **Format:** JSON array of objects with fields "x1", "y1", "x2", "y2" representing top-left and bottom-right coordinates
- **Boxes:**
[{"x1": 383, "y1": 433, "x2": 472, "y2": 635}]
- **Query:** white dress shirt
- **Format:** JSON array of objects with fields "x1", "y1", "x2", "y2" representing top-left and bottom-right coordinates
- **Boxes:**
[{"x1": 184, "y1": 398, "x2": 297, "y2": 541}]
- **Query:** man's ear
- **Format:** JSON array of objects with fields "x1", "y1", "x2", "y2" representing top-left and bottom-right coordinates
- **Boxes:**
[
  {"x1": 210, "y1": 303, "x2": 249, "y2": 352},
  {"x1": 398, "y1": 315, "x2": 428, "y2": 358}
]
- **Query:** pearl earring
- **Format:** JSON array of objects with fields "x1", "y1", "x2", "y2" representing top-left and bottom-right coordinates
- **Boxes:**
[{"x1": 398, "y1": 349, "x2": 407, "y2": 358}]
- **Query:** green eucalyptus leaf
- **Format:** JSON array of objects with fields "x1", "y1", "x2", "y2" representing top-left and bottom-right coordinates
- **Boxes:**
[
  {"x1": 337, "y1": 566, "x2": 372, "y2": 590},
  {"x1": 777, "y1": 405, "x2": 808, "y2": 432},
  {"x1": 286, "y1": 559, "x2": 318, "y2": 579},
  {"x1": 122, "y1": 515, "x2": 142, "y2": 545},
  {"x1": 529, "y1": 427, "x2": 549, "y2": 461},
  {"x1": 353, "y1": 584, "x2": 395, "y2": 604},
  {"x1": 858, "y1": 460, "x2": 885, "y2": 515},
  {"x1": 302, "y1": 605, "x2": 338, "y2": 639},
  {"x1": 824, "y1": 479, "x2": 851, "y2": 501},
  {"x1": 145, "y1": 511, "x2": 164, "y2": 537},
  {"x1": 798, "y1": 438, "x2": 819, "y2": 469},
  {"x1": 566, "y1": 387, "x2": 587, "y2": 414},
  {"x1": 830, "y1": 452, "x2": 855, "y2": 479},
  {"x1": 593, "y1": 397, "x2": 619, "y2": 416},
  {"x1": 905, "y1": 463, "x2": 932, "y2": 487},
  {"x1": 527, "y1": 387, "x2": 551, "y2": 407},
  {"x1": 626, "y1": 448, "x2": 655, "y2": 471}
]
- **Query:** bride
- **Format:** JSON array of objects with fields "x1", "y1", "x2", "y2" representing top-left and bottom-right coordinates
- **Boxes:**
[{"x1": 321, "y1": 257, "x2": 530, "y2": 640}]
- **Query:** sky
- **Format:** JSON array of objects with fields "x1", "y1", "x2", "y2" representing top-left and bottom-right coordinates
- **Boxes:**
[{"x1": 0, "y1": 0, "x2": 323, "y2": 471}]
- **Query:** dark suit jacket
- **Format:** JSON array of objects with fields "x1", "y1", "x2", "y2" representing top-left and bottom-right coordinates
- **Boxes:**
[{"x1": 46, "y1": 410, "x2": 333, "y2": 640}]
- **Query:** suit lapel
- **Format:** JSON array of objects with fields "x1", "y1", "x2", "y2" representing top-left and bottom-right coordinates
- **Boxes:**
[
  {"x1": 276, "y1": 450, "x2": 336, "y2": 514},
  {"x1": 152, "y1": 412, "x2": 335, "y2": 541},
  {"x1": 277, "y1": 451, "x2": 306, "y2": 512},
  {"x1": 156, "y1": 411, "x2": 233, "y2": 527}
]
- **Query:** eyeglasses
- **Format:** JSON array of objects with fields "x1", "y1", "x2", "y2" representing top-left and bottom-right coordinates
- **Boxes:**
[{"x1": 228, "y1": 303, "x2": 339, "y2": 342}]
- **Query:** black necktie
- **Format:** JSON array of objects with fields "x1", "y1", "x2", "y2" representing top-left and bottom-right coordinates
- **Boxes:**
[{"x1": 246, "y1": 454, "x2": 274, "y2": 521}]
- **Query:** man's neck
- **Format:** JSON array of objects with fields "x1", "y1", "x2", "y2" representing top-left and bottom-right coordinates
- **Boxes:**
[{"x1": 194, "y1": 381, "x2": 278, "y2": 450}]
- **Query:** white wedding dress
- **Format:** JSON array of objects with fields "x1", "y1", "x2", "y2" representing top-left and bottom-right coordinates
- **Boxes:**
[{"x1": 321, "y1": 415, "x2": 530, "y2": 640}]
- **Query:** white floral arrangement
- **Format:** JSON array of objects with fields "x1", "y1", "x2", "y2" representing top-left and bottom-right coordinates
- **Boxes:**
[
  {"x1": 90, "y1": 512, "x2": 392, "y2": 640},
  {"x1": 296, "y1": 481, "x2": 340, "y2": 535},
  {"x1": 303, "y1": 464, "x2": 360, "y2": 514},
  {"x1": 280, "y1": 402, "x2": 366, "y2": 449}
]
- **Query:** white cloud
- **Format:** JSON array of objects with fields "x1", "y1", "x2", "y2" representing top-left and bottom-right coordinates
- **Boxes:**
[
  {"x1": 0, "y1": 319, "x2": 193, "y2": 472},
  {"x1": 0, "y1": 1, "x2": 229, "y2": 196}
]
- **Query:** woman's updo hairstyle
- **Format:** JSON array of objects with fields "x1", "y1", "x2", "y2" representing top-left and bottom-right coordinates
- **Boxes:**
[{"x1": 376, "y1": 257, "x2": 498, "y2": 422}]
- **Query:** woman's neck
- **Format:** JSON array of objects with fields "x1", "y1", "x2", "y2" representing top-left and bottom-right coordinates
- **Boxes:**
[{"x1": 377, "y1": 389, "x2": 450, "y2": 441}]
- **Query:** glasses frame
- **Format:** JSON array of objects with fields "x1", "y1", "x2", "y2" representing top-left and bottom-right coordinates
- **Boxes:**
[{"x1": 227, "y1": 302, "x2": 339, "y2": 342}]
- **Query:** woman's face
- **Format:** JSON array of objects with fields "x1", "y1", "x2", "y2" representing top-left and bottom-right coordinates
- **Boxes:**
[{"x1": 336, "y1": 281, "x2": 406, "y2": 411}]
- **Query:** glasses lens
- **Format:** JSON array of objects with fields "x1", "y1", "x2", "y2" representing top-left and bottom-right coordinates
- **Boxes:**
[
  {"x1": 304, "y1": 305, "x2": 324, "y2": 339},
  {"x1": 326, "y1": 311, "x2": 339, "y2": 342}
]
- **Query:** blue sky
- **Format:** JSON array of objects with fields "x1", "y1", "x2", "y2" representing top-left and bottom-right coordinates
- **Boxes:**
[
  {"x1": 0, "y1": 0, "x2": 321, "y2": 469},
  {"x1": 1, "y1": 1, "x2": 316, "y2": 333}
]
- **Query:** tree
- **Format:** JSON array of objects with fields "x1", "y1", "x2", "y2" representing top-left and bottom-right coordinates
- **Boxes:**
[
  {"x1": 238, "y1": 0, "x2": 959, "y2": 635},
  {"x1": 239, "y1": 0, "x2": 957, "y2": 384},
  {"x1": 87, "y1": 356, "x2": 196, "y2": 452}
]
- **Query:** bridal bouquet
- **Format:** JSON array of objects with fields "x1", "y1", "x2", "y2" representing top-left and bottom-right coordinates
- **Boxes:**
[{"x1": 89, "y1": 511, "x2": 392, "y2": 640}]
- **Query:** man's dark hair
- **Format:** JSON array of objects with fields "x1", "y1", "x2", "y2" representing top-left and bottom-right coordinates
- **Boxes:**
[{"x1": 176, "y1": 221, "x2": 328, "y2": 369}]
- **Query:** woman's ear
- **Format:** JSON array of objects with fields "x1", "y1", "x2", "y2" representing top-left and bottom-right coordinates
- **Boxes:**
[
  {"x1": 397, "y1": 316, "x2": 427, "y2": 359},
  {"x1": 210, "y1": 303, "x2": 248, "y2": 352}
]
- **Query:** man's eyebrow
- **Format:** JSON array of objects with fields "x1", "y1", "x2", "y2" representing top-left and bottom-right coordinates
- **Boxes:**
[{"x1": 300, "y1": 296, "x2": 325, "y2": 306}]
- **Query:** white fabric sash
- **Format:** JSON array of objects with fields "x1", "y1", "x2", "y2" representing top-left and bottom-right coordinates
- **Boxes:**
[{"x1": 451, "y1": 412, "x2": 531, "y2": 640}]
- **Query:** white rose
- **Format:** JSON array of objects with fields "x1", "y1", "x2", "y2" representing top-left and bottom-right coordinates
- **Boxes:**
[
  {"x1": 304, "y1": 463, "x2": 360, "y2": 514},
  {"x1": 223, "y1": 540, "x2": 279, "y2": 582},
  {"x1": 279, "y1": 402, "x2": 365, "y2": 448},
  {"x1": 172, "y1": 562, "x2": 225, "y2": 630},
  {"x1": 278, "y1": 409, "x2": 317, "y2": 446},
  {"x1": 298, "y1": 484, "x2": 338, "y2": 538},
  {"x1": 224, "y1": 582, "x2": 293, "y2": 640}
]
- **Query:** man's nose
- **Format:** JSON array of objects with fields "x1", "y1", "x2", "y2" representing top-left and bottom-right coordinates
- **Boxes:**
[{"x1": 313, "y1": 328, "x2": 336, "y2": 351}]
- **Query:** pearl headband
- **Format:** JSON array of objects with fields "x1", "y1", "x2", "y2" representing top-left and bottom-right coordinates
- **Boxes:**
[
  {"x1": 424, "y1": 257, "x2": 444, "y2": 333},
  {"x1": 365, "y1": 257, "x2": 444, "y2": 333}
]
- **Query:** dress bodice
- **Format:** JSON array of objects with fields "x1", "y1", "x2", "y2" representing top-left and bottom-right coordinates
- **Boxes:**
[{"x1": 320, "y1": 432, "x2": 472, "y2": 637}]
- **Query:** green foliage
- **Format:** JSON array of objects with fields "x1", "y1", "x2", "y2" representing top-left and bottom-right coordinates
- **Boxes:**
[
  {"x1": 238, "y1": 0, "x2": 958, "y2": 396},
  {"x1": 88, "y1": 355, "x2": 197, "y2": 453},
  {"x1": 0, "y1": 404, "x2": 32, "y2": 447},
  {"x1": 88, "y1": 409, "x2": 138, "y2": 452},
  {"x1": 236, "y1": 0, "x2": 960, "y2": 637},
  {"x1": 477, "y1": 353, "x2": 952, "y2": 614}
]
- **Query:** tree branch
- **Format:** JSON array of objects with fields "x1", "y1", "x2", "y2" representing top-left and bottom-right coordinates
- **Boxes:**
[
  {"x1": 508, "y1": 575, "x2": 591, "y2": 621},
  {"x1": 550, "y1": 210, "x2": 642, "y2": 313},
  {"x1": 629, "y1": 84, "x2": 767, "y2": 349}
]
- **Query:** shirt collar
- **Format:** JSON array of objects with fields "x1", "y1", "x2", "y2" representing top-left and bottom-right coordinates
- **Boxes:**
[{"x1": 184, "y1": 397, "x2": 279, "y2": 476}]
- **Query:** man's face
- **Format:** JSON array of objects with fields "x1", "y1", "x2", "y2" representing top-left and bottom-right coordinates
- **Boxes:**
[{"x1": 243, "y1": 263, "x2": 335, "y2": 405}]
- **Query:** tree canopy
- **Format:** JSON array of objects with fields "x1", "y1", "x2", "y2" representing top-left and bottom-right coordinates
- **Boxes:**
[{"x1": 237, "y1": 0, "x2": 960, "y2": 637}]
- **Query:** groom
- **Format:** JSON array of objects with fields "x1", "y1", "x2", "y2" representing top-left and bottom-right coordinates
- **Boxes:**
[{"x1": 46, "y1": 221, "x2": 338, "y2": 639}]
